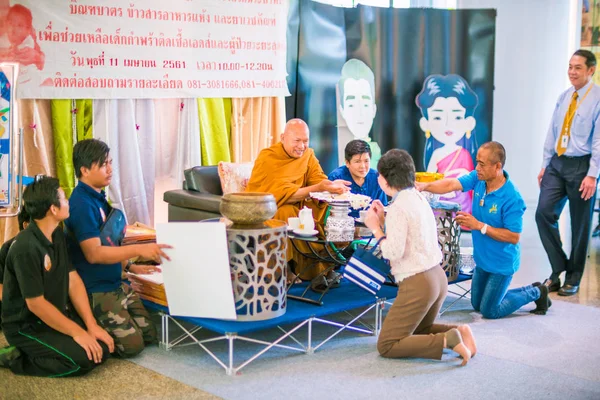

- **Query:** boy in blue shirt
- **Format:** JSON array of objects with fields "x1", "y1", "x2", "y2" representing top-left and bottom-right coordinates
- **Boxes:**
[
  {"x1": 328, "y1": 140, "x2": 388, "y2": 218},
  {"x1": 64, "y1": 139, "x2": 171, "y2": 358},
  {"x1": 417, "y1": 141, "x2": 551, "y2": 318}
]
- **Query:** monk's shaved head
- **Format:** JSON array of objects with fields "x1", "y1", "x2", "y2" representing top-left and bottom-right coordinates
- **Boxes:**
[
  {"x1": 283, "y1": 118, "x2": 309, "y2": 135},
  {"x1": 281, "y1": 118, "x2": 310, "y2": 158}
]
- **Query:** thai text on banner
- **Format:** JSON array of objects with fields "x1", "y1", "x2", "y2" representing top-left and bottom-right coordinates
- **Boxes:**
[{"x1": 0, "y1": 0, "x2": 289, "y2": 99}]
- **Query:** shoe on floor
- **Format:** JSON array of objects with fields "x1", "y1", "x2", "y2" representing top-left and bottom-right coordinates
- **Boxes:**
[
  {"x1": 310, "y1": 275, "x2": 329, "y2": 293},
  {"x1": 558, "y1": 284, "x2": 579, "y2": 296},
  {"x1": 543, "y1": 278, "x2": 561, "y2": 293},
  {"x1": 326, "y1": 270, "x2": 342, "y2": 288},
  {"x1": 311, "y1": 271, "x2": 342, "y2": 293},
  {"x1": 0, "y1": 346, "x2": 21, "y2": 368},
  {"x1": 530, "y1": 284, "x2": 552, "y2": 315},
  {"x1": 593, "y1": 224, "x2": 600, "y2": 238}
]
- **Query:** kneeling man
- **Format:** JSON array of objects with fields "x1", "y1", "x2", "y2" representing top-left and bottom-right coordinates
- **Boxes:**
[
  {"x1": 0, "y1": 176, "x2": 114, "y2": 376},
  {"x1": 64, "y1": 139, "x2": 171, "y2": 358},
  {"x1": 417, "y1": 142, "x2": 550, "y2": 318}
]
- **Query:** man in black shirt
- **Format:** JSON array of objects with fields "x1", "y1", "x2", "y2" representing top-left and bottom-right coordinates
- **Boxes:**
[
  {"x1": 0, "y1": 176, "x2": 114, "y2": 377},
  {"x1": 0, "y1": 207, "x2": 30, "y2": 330}
]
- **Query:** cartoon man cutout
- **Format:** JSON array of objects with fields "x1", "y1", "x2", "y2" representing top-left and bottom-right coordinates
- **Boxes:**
[{"x1": 337, "y1": 59, "x2": 381, "y2": 168}]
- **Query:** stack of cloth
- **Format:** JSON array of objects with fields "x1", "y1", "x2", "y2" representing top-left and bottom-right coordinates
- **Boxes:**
[
  {"x1": 123, "y1": 223, "x2": 156, "y2": 246},
  {"x1": 127, "y1": 272, "x2": 167, "y2": 307},
  {"x1": 123, "y1": 223, "x2": 167, "y2": 305}
]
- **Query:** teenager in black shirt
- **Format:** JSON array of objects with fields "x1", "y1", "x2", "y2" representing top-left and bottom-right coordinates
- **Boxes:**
[
  {"x1": 0, "y1": 207, "x2": 30, "y2": 329},
  {"x1": 0, "y1": 176, "x2": 114, "y2": 377}
]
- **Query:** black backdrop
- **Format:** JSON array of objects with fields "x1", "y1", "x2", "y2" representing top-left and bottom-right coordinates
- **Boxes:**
[{"x1": 286, "y1": 1, "x2": 496, "y2": 174}]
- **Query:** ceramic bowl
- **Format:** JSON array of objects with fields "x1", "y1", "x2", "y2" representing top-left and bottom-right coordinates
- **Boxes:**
[{"x1": 220, "y1": 192, "x2": 277, "y2": 225}]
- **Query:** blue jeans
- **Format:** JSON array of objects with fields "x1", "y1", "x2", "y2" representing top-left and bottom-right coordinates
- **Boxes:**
[{"x1": 471, "y1": 267, "x2": 540, "y2": 319}]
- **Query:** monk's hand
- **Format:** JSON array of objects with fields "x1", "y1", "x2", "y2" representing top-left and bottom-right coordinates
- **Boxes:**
[
  {"x1": 320, "y1": 179, "x2": 351, "y2": 194},
  {"x1": 579, "y1": 176, "x2": 597, "y2": 201}
]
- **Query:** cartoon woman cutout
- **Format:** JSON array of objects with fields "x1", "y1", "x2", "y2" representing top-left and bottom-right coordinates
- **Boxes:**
[{"x1": 416, "y1": 74, "x2": 479, "y2": 215}]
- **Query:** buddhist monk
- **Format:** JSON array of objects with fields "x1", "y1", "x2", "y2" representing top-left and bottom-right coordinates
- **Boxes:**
[{"x1": 246, "y1": 118, "x2": 350, "y2": 282}]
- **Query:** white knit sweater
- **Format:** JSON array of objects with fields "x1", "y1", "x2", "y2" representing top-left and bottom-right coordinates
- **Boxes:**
[{"x1": 379, "y1": 188, "x2": 442, "y2": 283}]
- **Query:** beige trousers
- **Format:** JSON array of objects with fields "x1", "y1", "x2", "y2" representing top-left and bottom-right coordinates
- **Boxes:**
[{"x1": 377, "y1": 266, "x2": 456, "y2": 360}]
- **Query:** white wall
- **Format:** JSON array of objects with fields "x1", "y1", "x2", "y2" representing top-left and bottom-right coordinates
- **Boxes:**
[{"x1": 458, "y1": 0, "x2": 577, "y2": 204}]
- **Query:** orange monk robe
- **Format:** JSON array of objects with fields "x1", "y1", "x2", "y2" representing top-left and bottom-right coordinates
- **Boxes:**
[{"x1": 246, "y1": 142, "x2": 329, "y2": 279}]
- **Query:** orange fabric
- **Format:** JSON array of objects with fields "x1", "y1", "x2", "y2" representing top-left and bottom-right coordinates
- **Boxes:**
[
  {"x1": 246, "y1": 142, "x2": 327, "y2": 207},
  {"x1": 246, "y1": 142, "x2": 330, "y2": 279}
]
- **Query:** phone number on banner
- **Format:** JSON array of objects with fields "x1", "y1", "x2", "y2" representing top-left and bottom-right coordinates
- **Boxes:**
[{"x1": 186, "y1": 79, "x2": 287, "y2": 89}]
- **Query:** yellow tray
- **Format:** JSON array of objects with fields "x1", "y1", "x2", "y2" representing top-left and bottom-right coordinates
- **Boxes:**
[{"x1": 415, "y1": 172, "x2": 444, "y2": 183}]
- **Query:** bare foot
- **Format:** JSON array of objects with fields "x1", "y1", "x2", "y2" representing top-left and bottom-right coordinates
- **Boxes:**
[
  {"x1": 286, "y1": 269, "x2": 302, "y2": 286},
  {"x1": 452, "y1": 342, "x2": 472, "y2": 366},
  {"x1": 457, "y1": 325, "x2": 477, "y2": 357}
]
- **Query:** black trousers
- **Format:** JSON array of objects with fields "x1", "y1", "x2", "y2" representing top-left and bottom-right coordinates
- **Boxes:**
[
  {"x1": 4, "y1": 314, "x2": 109, "y2": 377},
  {"x1": 535, "y1": 154, "x2": 595, "y2": 285}
]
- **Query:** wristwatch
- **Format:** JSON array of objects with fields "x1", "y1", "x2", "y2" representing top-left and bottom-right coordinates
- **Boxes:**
[{"x1": 480, "y1": 223, "x2": 488, "y2": 235}]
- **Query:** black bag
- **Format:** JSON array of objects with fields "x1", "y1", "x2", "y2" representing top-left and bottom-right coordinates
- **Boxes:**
[{"x1": 99, "y1": 207, "x2": 127, "y2": 247}]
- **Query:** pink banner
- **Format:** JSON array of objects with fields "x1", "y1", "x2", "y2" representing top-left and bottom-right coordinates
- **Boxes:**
[{"x1": 0, "y1": 0, "x2": 289, "y2": 99}]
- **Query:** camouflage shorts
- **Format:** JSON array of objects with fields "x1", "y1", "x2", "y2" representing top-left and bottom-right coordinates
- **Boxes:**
[{"x1": 90, "y1": 283, "x2": 157, "y2": 358}]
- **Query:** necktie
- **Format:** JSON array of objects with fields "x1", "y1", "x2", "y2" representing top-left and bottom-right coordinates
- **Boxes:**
[{"x1": 556, "y1": 91, "x2": 579, "y2": 156}]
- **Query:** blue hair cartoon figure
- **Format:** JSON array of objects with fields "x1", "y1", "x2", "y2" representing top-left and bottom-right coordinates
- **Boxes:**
[{"x1": 416, "y1": 74, "x2": 479, "y2": 214}]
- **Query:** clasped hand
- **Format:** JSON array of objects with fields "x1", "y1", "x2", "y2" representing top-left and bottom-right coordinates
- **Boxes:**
[{"x1": 364, "y1": 200, "x2": 385, "y2": 231}]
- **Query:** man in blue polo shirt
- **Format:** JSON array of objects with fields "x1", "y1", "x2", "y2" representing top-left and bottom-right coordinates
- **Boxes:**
[
  {"x1": 328, "y1": 139, "x2": 388, "y2": 218},
  {"x1": 417, "y1": 141, "x2": 551, "y2": 319},
  {"x1": 64, "y1": 139, "x2": 171, "y2": 358}
]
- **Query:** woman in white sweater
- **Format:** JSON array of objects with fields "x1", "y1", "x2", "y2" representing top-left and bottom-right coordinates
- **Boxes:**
[{"x1": 364, "y1": 149, "x2": 476, "y2": 366}]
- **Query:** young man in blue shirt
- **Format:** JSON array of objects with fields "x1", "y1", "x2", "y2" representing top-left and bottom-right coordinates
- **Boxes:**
[
  {"x1": 64, "y1": 139, "x2": 171, "y2": 358},
  {"x1": 328, "y1": 139, "x2": 388, "y2": 218},
  {"x1": 0, "y1": 176, "x2": 114, "y2": 376},
  {"x1": 417, "y1": 141, "x2": 551, "y2": 318}
]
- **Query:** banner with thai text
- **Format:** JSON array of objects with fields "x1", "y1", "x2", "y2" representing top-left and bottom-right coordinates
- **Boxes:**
[{"x1": 0, "y1": 0, "x2": 289, "y2": 99}]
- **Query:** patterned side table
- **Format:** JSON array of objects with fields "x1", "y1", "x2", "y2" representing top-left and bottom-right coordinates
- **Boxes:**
[
  {"x1": 429, "y1": 200, "x2": 462, "y2": 282},
  {"x1": 221, "y1": 218, "x2": 288, "y2": 321}
]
